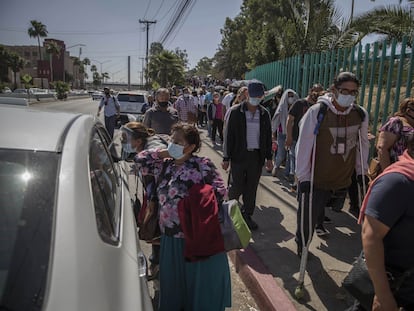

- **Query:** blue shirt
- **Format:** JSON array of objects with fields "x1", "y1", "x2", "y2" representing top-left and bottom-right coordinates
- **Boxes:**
[{"x1": 99, "y1": 95, "x2": 120, "y2": 117}]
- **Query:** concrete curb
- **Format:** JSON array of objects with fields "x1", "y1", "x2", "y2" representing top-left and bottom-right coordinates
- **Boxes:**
[{"x1": 228, "y1": 247, "x2": 297, "y2": 311}]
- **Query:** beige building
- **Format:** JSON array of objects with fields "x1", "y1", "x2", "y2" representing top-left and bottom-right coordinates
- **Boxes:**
[{"x1": 5, "y1": 40, "x2": 83, "y2": 89}]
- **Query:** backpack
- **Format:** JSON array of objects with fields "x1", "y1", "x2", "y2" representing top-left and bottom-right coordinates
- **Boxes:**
[{"x1": 314, "y1": 103, "x2": 365, "y2": 135}]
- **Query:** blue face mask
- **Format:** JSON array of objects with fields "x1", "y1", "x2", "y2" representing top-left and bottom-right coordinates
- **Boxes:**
[
  {"x1": 249, "y1": 97, "x2": 262, "y2": 106},
  {"x1": 167, "y1": 142, "x2": 184, "y2": 159}
]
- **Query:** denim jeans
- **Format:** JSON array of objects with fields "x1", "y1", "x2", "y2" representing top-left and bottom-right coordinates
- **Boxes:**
[
  {"x1": 275, "y1": 133, "x2": 290, "y2": 175},
  {"x1": 289, "y1": 140, "x2": 297, "y2": 176}
]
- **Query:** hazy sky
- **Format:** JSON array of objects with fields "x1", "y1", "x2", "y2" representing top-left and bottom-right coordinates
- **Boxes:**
[{"x1": 0, "y1": 0, "x2": 410, "y2": 84}]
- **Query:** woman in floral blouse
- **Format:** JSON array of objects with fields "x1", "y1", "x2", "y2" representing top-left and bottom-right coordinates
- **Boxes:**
[
  {"x1": 135, "y1": 123, "x2": 231, "y2": 311},
  {"x1": 377, "y1": 97, "x2": 414, "y2": 170}
]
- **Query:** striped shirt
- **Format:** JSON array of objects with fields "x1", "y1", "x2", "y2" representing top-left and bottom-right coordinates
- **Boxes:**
[{"x1": 245, "y1": 109, "x2": 260, "y2": 149}]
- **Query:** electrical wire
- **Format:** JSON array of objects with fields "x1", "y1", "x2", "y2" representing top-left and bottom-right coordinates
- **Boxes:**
[
  {"x1": 142, "y1": 0, "x2": 152, "y2": 19},
  {"x1": 159, "y1": 0, "x2": 194, "y2": 45},
  {"x1": 151, "y1": 0, "x2": 167, "y2": 20}
]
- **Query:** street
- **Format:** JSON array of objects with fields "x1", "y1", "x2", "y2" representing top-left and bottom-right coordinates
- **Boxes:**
[{"x1": 31, "y1": 97, "x2": 362, "y2": 310}]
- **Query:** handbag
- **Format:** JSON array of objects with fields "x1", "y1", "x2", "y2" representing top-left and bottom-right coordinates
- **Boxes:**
[
  {"x1": 343, "y1": 252, "x2": 414, "y2": 310},
  {"x1": 367, "y1": 157, "x2": 382, "y2": 182},
  {"x1": 137, "y1": 161, "x2": 168, "y2": 242},
  {"x1": 219, "y1": 199, "x2": 252, "y2": 251}
]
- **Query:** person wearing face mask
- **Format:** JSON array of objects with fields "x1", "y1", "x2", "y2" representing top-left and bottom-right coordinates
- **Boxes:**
[
  {"x1": 174, "y1": 87, "x2": 198, "y2": 125},
  {"x1": 271, "y1": 89, "x2": 299, "y2": 180},
  {"x1": 222, "y1": 80, "x2": 273, "y2": 230},
  {"x1": 96, "y1": 87, "x2": 120, "y2": 139},
  {"x1": 134, "y1": 124, "x2": 231, "y2": 311},
  {"x1": 294, "y1": 71, "x2": 369, "y2": 257},
  {"x1": 143, "y1": 88, "x2": 178, "y2": 135},
  {"x1": 285, "y1": 84, "x2": 324, "y2": 191}
]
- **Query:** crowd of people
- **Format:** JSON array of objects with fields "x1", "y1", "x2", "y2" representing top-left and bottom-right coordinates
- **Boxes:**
[{"x1": 97, "y1": 73, "x2": 414, "y2": 310}]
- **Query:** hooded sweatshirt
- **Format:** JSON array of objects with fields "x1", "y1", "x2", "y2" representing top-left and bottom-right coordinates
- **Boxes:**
[
  {"x1": 295, "y1": 93, "x2": 369, "y2": 191},
  {"x1": 271, "y1": 89, "x2": 299, "y2": 134}
]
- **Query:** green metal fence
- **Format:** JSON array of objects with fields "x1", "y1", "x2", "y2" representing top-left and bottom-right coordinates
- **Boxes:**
[{"x1": 245, "y1": 35, "x2": 414, "y2": 140}]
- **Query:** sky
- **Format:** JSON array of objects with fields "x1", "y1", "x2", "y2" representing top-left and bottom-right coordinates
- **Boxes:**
[{"x1": 0, "y1": 0, "x2": 411, "y2": 84}]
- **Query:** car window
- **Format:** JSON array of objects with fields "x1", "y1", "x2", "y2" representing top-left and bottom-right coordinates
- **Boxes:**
[
  {"x1": 89, "y1": 129, "x2": 121, "y2": 245},
  {"x1": 117, "y1": 94, "x2": 145, "y2": 102},
  {"x1": 0, "y1": 149, "x2": 59, "y2": 310}
]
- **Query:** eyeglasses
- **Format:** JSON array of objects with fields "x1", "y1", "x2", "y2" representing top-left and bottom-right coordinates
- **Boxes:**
[{"x1": 338, "y1": 88, "x2": 359, "y2": 96}]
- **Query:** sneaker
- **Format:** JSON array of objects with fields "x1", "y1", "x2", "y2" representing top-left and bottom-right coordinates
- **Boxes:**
[
  {"x1": 271, "y1": 167, "x2": 278, "y2": 177},
  {"x1": 315, "y1": 225, "x2": 329, "y2": 237},
  {"x1": 323, "y1": 216, "x2": 333, "y2": 224},
  {"x1": 243, "y1": 215, "x2": 258, "y2": 231}
]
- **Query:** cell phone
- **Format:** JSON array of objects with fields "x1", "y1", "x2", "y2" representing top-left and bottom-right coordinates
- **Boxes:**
[{"x1": 336, "y1": 136, "x2": 346, "y2": 155}]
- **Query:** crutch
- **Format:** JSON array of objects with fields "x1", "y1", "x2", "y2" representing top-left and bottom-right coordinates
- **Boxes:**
[{"x1": 294, "y1": 135, "x2": 317, "y2": 299}]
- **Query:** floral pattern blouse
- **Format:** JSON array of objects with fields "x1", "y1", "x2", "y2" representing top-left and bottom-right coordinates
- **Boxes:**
[
  {"x1": 380, "y1": 116, "x2": 414, "y2": 163},
  {"x1": 134, "y1": 149, "x2": 227, "y2": 238}
]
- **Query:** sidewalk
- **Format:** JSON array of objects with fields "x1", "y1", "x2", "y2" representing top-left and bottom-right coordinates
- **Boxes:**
[{"x1": 200, "y1": 128, "x2": 361, "y2": 311}]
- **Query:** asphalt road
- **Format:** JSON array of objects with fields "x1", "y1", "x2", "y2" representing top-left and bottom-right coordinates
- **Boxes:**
[{"x1": 30, "y1": 96, "x2": 260, "y2": 311}]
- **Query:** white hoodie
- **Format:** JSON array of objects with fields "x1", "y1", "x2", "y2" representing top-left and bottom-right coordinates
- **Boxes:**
[{"x1": 295, "y1": 93, "x2": 369, "y2": 185}]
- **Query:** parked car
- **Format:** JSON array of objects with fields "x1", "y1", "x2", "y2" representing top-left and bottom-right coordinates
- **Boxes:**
[
  {"x1": 1, "y1": 87, "x2": 12, "y2": 93},
  {"x1": 0, "y1": 105, "x2": 153, "y2": 311},
  {"x1": 12, "y1": 88, "x2": 29, "y2": 94},
  {"x1": 116, "y1": 91, "x2": 148, "y2": 125},
  {"x1": 92, "y1": 91, "x2": 104, "y2": 100}
]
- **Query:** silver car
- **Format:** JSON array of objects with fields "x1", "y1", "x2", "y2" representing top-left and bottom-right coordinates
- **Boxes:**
[
  {"x1": 116, "y1": 91, "x2": 148, "y2": 125},
  {"x1": 0, "y1": 105, "x2": 153, "y2": 311}
]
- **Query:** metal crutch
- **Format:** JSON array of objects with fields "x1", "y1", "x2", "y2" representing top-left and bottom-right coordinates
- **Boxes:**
[{"x1": 294, "y1": 135, "x2": 317, "y2": 299}]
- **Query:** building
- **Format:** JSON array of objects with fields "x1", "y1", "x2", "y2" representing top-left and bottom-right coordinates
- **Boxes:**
[{"x1": 4, "y1": 39, "x2": 83, "y2": 89}]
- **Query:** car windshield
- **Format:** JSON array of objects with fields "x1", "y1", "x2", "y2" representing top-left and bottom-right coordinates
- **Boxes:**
[
  {"x1": 117, "y1": 94, "x2": 145, "y2": 102},
  {"x1": 0, "y1": 149, "x2": 59, "y2": 310}
]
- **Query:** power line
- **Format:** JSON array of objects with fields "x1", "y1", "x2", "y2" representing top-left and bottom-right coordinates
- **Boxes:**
[
  {"x1": 163, "y1": 0, "x2": 196, "y2": 48},
  {"x1": 156, "y1": 0, "x2": 182, "y2": 22},
  {"x1": 159, "y1": 0, "x2": 194, "y2": 45},
  {"x1": 157, "y1": 0, "x2": 187, "y2": 42},
  {"x1": 142, "y1": 0, "x2": 152, "y2": 19},
  {"x1": 151, "y1": 0, "x2": 167, "y2": 20}
]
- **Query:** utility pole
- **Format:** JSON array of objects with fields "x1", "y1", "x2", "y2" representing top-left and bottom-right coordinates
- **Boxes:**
[
  {"x1": 139, "y1": 57, "x2": 145, "y2": 88},
  {"x1": 139, "y1": 19, "x2": 156, "y2": 89}
]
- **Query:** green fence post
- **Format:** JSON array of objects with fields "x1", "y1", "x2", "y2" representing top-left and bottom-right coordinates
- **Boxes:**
[
  {"x1": 323, "y1": 51, "x2": 329, "y2": 88},
  {"x1": 356, "y1": 44, "x2": 363, "y2": 79},
  {"x1": 367, "y1": 42, "x2": 379, "y2": 118},
  {"x1": 342, "y1": 47, "x2": 348, "y2": 71},
  {"x1": 406, "y1": 35, "x2": 414, "y2": 98},
  {"x1": 329, "y1": 49, "x2": 336, "y2": 83},
  {"x1": 370, "y1": 41, "x2": 388, "y2": 156},
  {"x1": 313, "y1": 52, "x2": 320, "y2": 85},
  {"x1": 359, "y1": 44, "x2": 370, "y2": 108},
  {"x1": 393, "y1": 36, "x2": 407, "y2": 113},
  {"x1": 349, "y1": 45, "x2": 356, "y2": 73},
  {"x1": 302, "y1": 54, "x2": 310, "y2": 96},
  {"x1": 382, "y1": 38, "x2": 397, "y2": 125}
]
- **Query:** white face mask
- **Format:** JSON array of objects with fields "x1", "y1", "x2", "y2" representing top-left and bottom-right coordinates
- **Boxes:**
[
  {"x1": 287, "y1": 97, "x2": 295, "y2": 105},
  {"x1": 249, "y1": 97, "x2": 262, "y2": 106},
  {"x1": 336, "y1": 94, "x2": 355, "y2": 108},
  {"x1": 167, "y1": 142, "x2": 185, "y2": 159}
]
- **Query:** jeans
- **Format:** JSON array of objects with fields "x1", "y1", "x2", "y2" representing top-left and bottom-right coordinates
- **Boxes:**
[
  {"x1": 104, "y1": 115, "x2": 117, "y2": 139},
  {"x1": 288, "y1": 140, "x2": 297, "y2": 176},
  {"x1": 275, "y1": 133, "x2": 290, "y2": 176}
]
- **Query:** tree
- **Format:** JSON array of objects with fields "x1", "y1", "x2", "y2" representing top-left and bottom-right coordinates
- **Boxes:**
[
  {"x1": 8, "y1": 52, "x2": 25, "y2": 89},
  {"x1": 150, "y1": 42, "x2": 164, "y2": 56},
  {"x1": 351, "y1": 4, "x2": 414, "y2": 46},
  {"x1": 0, "y1": 46, "x2": 11, "y2": 83},
  {"x1": 174, "y1": 47, "x2": 189, "y2": 69},
  {"x1": 148, "y1": 50, "x2": 185, "y2": 87},
  {"x1": 194, "y1": 57, "x2": 214, "y2": 77},
  {"x1": 45, "y1": 41, "x2": 61, "y2": 82},
  {"x1": 101, "y1": 72, "x2": 110, "y2": 84},
  {"x1": 28, "y1": 20, "x2": 48, "y2": 88},
  {"x1": 81, "y1": 58, "x2": 91, "y2": 88}
]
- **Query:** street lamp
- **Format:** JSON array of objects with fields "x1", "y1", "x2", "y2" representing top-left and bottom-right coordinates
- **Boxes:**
[{"x1": 91, "y1": 59, "x2": 112, "y2": 75}]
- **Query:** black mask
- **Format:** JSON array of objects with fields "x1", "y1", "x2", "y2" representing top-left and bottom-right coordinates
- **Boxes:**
[{"x1": 158, "y1": 101, "x2": 168, "y2": 108}]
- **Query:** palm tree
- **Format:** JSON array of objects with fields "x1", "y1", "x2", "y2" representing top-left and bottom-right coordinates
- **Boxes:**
[
  {"x1": 45, "y1": 41, "x2": 60, "y2": 82},
  {"x1": 351, "y1": 4, "x2": 414, "y2": 46},
  {"x1": 7, "y1": 52, "x2": 25, "y2": 89},
  {"x1": 81, "y1": 57, "x2": 91, "y2": 88},
  {"x1": 101, "y1": 72, "x2": 110, "y2": 85},
  {"x1": 149, "y1": 50, "x2": 184, "y2": 87},
  {"x1": 28, "y1": 20, "x2": 48, "y2": 88}
]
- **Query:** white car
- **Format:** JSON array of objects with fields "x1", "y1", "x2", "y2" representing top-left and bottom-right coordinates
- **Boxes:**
[
  {"x1": 0, "y1": 105, "x2": 153, "y2": 311},
  {"x1": 116, "y1": 91, "x2": 148, "y2": 125},
  {"x1": 92, "y1": 91, "x2": 104, "y2": 100}
]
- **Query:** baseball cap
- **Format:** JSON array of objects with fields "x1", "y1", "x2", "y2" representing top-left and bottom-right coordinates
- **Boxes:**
[{"x1": 248, "y1": 80, "x2": 265, "y2": 97}]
